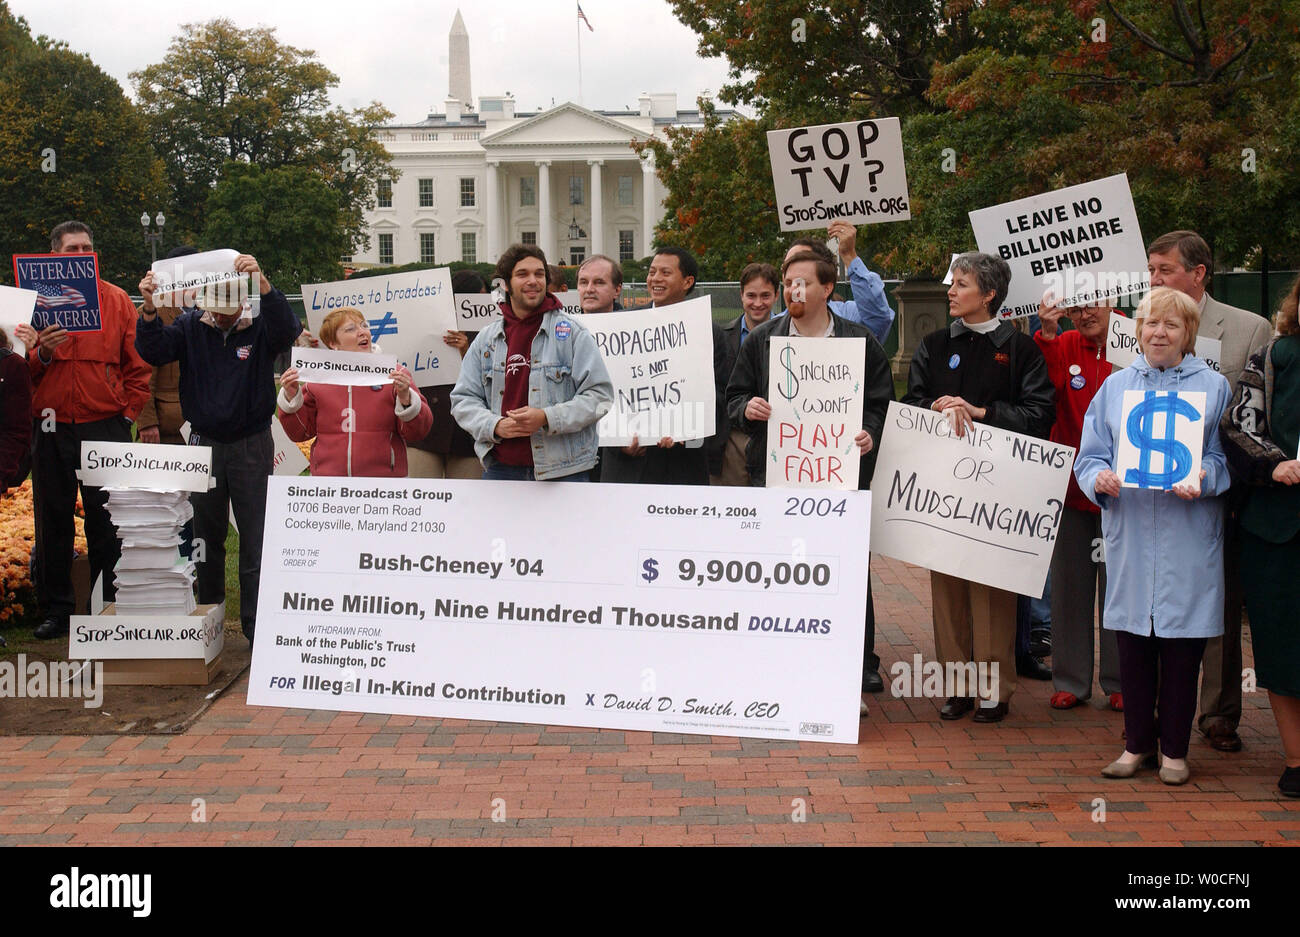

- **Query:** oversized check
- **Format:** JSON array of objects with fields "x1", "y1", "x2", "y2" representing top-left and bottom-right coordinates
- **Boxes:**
[{"x1": 249, "y1": 478, "x2": 870, "y2": 743}]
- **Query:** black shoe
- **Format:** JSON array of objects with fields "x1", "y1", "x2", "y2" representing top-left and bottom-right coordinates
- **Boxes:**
[
  {"x1": 1205, "y1": 724, "x2": 1243, "y2": 753},
  {"x1": 1029, "y1": 628, "x2": 1052, "y2": 658},
  {"x1": 973, "y1": 701, "x2": 1010, "y2": 723},
  {"x1": 1280, "y1": 766, "x2": 1300, "y2": 798},
  {"x1": 862, "y1": 669, "x2": 884, "y2": 693},
  {"x1": 1016, "y1": 655, "x2": 1052, "y2": 680},
  {"x1": 939, "y1": 696, "x2": 975, "y2": 720},
  {"x1": 33, "y1": 616, "x2": 69, "y2": 640}
]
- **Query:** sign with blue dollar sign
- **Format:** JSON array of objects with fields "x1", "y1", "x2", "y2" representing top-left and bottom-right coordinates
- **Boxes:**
[{"x1": 1116, "y1": 390, "x2": 1206, "y2": 490}]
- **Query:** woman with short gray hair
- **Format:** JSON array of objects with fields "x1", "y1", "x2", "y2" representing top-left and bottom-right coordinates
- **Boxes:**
[{"x1": 901, "y1": 252, "x2": 1055, "y2": 723}]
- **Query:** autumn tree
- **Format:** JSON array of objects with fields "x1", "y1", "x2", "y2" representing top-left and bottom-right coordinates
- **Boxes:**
[
  {"x1": 200, "y1": 163, "x2": 350, "y2": 289},
  {"x1": 659, "y1": 0, "x2": 1300, "y2": 279},
  {"x1": 0, "y1": 1, "x2": 167, "y2": 286},
  {"x1": 131, "y1": 18, "x2": 395, "y2": 254}
]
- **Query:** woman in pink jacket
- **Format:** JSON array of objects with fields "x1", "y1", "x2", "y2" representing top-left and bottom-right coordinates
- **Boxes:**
[{"x1": 277, "y1": 308, "x2": 433, "y2": 477}]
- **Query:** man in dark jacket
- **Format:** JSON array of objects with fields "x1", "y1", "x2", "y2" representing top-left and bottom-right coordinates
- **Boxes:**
[
  {"x1": 600, "y1": 247, "x2": 725, "y2": 485},
  {"x1": 135, "y1": 248, "x2": 301, "y2": 644},
  {"x1": 727, "y1": 250, "x2": 896, "y2": 713},
  {"x1": 713, "y1": 263, "x2": 779, "y2": 485}
]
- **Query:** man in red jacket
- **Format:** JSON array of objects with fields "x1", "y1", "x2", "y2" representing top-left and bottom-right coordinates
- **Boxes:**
[{"x1": 13, "y1": 221, "x2": 151, "y2": 638}]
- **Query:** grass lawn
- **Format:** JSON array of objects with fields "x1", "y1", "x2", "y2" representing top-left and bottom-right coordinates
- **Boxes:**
[{"x1": 223, "y1": 526, "x2": 240, "y2": 623}]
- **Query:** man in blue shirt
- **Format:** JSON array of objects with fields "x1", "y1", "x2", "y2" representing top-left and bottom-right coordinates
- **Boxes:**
[{"x1": 782, "y1": 220, "x2": 893, "y2": 345}]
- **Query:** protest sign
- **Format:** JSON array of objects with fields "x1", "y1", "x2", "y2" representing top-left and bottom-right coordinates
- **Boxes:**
[
  {"x1": 270, "y1": 419, "x2": 309, "y2": 476},
  {"x1": 291, "y1": 347, "x2": 398, "y2": 386},
  {"x1": 766, "y1": 118, "x2": 911, "y2": 231},
  {"x1": 76, "y1": 440, "x2": 212, "y2": 493},
  {"x1": 302, "y1": 268, "x2": 459, "y2": 386},
  {"x1": 766, "y1": 336, "x2": 865, "y2": 490},
  {"x1": 1106, "y1": 313, "x2": 1222, "y2": 373},
  {"x1": 0, "y1": 283, "x2": 37, "y2": 354},
  {"x1": 584, "y1": 295, "x2": 717, "y2": 445},
  {"x1": 870, "y1": 401, "x2": 1075, "y2": 597},
  {"x1": 249, "y1": 477, "x2": 871, "y2": 743},
  {"x1": 1117, "y1": 390, "x2": 1205, "y2": 490},
  {"x1": 12, "y1": 252, "x2": 102, "y2": 333},
  {"x1": 150, "y1": 248, "x2": 253, "y2": 313},
  {"x1": 454, "y1": 292, "x2": 583, "y2": 331},
  {"x1": 969, "y1": 173, "x2": 1149, "y2": 318}
]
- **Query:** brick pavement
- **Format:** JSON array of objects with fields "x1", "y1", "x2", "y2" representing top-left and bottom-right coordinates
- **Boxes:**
[{"x1": 1, "y1": 556, "x2": 1297, "y2": 846}]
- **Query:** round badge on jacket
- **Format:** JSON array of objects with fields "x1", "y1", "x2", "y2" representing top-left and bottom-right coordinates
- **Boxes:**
[
  {"x1": 1069, "y1": 374, "x2": 1086, "y2": 390},
  {"x1": 554, "y1": 320, "x2": 572, "y2": 341},
  {"x1": 948, "y1": 353, "x2": 960, "y2": 370}
]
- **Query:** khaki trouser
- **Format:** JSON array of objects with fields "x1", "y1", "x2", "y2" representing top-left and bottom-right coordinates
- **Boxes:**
[
  {"x1": 709, "y1": 430, "x2": 751, "y2": 487},
  {"x1": 406, "y1": 449, "x2": 483, "y2": 480},
  {"x1": 930, "y1": 571, "x2": 1018, "y2": 703}
]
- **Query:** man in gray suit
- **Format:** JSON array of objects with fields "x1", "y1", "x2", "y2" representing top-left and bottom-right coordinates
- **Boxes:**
[{"x1": 1148, "y1": 230, "x2": 1271, "y2": 753}]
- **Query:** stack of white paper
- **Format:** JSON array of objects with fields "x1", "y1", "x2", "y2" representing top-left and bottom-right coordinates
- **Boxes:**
[{"x1": 105, "y1": 488, "x2": 197, "y2": 616}]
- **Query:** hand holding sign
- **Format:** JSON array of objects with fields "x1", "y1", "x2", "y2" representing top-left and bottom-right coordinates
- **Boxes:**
[
  {"x1": 280, "y1": 367, "x2": 302, "y2": 402},
  {"x1": 1171, "y1": 470, "x2": 1207, "y2": 501}
]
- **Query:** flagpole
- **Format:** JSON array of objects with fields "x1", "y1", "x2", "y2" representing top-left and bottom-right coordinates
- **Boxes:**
[{"x1": 577, "y1": 7, "x2": 584, "y2": 106}]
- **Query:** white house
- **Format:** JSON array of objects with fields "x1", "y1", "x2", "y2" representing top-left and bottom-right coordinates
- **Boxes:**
[{"x1": 353, "y1": 11, "x2": 729, "y2": 270}]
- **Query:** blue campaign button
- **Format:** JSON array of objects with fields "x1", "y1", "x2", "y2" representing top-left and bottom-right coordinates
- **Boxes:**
[
  {"x1": 554, "y1": 320, "x2": 572, "y2": 341},
  {"x1": 1070, "y1": 374, "x2": 1087, "y2": 390},
  {"x1": 948, "y1": 353, "x2": 961, "y2": 370}
]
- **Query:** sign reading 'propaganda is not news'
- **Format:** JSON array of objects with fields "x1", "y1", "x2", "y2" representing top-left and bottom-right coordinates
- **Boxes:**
[
  {"x1": 249, "y1": 477, "x2": 871, "y2": 744},
  {"x1": 584, "y1": 295, "x2": 717, "y2": 445},
  {"x1": 302, "y1": 268, "x2": 460, "y2": 387},
  {"x1": 766, "y1": 336, "x2": 865, "y2": 490},
  {"x1": 12, "y1": 252, "x2": 102, "y2": 333},
  {"x1": 766, "y1": 118, "x2": 911, "y2": 231},
  {"x1": 870, "y1": 402, "x2": 1075, "y2": 598},
  {"x1": 969, "y1": 173, "x2": 1149, "y2": 318}
]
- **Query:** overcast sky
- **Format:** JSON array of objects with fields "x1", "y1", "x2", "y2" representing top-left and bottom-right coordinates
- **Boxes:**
[{"x1": 12, "y1": 0, "x2": 740, "y2": 119}]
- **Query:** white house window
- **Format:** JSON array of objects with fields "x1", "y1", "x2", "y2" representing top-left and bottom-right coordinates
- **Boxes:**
[
  {"x1": 378, "y1": 233, "x2": 394, "y2": 265},
  {"x1": 461, "y1": 232, "x2": 477, "y2": 263},
  {"x1": 520, "y1": 177, "x2": 536, "y2": 207},
  {"x1": 521, "y1": 231, "x2": 536, "y2": 245},
  {"x1": 569, "y1": 175, "x2": 584, "y2": 205},
  {"x1": 420, "y1": 233, "x2": 436, "y2": 263},
  {"x1": 617, "y1": 175, "x2": 634, "y2": 207},
  {"x1": 460, "y1": 178, "x2": 476, "y2": 208},
  {"x1": 619, "y1": 230, "x2": 634, "y2": 262},
  {"x1": 418, "y1": 179, "x2": 434, "y2": 208},
  {"x1": 376, "y1": 178, "x2": 392, "y2": 208}
]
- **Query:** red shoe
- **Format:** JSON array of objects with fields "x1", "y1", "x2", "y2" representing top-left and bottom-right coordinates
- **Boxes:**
[
  {"x1": 1050, "y1": 691, "x2": 1081, "y2": 710},
  {"x1": 1109, "y1": 693, "x2": 1123, "y2": 712}
]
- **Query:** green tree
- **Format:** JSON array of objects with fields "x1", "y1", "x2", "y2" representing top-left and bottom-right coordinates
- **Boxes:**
[
  {"x1": 199, "y1": 163, "x2": 350, "y2": 288},
  {"x1": 131, "y1": 18, "x2": 395, "y2": 255},
  {"x1": 0, "y1": 1, "x2": 166, "y2": 286}
]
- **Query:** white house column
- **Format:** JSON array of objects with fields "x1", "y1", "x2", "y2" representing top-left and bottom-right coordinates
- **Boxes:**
[
  {"x1": 536, "y1": 160, "x2": 553, "y2": 261},
  {"x1": 484, "y1": 160, "x2": 501, "y2": 262},
  {"x1": 588, "y1": 159, "x2": 604, "y2": 258},
  {"x1": 641, "y1": 156, "x2": 656, "y2": 260}
]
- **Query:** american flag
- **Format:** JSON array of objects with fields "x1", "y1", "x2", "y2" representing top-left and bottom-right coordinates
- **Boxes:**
[
  {"x1": 33, "y1": 282, "x2": 87, "y2": 310},
  {"x1": 577, "y1": 1, "x2": 593, "y2": 31}
]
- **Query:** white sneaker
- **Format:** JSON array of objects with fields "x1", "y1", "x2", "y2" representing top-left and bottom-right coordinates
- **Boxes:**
[{"x1": 859, "y1": 696, "x2": 869, "y2": 716}]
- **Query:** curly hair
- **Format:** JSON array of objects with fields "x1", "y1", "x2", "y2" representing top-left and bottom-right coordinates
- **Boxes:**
[{"x1": 1275, "y1": 273, "x2": 1299, "y2": 338}]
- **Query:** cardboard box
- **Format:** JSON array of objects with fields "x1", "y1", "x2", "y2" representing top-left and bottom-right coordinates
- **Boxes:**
[{"x1": 69, "y1": 604, "x2": 225, "y2": 686}]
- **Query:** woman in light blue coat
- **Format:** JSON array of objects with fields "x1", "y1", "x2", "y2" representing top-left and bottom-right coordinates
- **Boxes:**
[{"x1": 1074, "y1": 287, "x2": 1232, "y2": 785}]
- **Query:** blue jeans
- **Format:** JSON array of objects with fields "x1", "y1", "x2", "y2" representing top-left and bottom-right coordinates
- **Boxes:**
[{"x1": 482, "y1": 463, "x2": 589, "y2": 482}]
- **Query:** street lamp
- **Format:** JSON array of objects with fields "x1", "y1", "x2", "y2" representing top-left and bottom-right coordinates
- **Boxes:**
[{"x1": 141, "y1": 211, "x2": 166, "y2": 263}]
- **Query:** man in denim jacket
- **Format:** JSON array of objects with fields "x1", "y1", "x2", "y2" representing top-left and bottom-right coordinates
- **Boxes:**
[{"x1": 451, "y1": 244, "x2": 614, "y2": 481}]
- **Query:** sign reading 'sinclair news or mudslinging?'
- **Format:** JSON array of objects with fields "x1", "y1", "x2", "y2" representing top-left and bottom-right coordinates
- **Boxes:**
[
  {"x1": 870, "y1": 401, "x2": 1075, "y2": 598},
  {"x1": 248, "y1": 477, "x2": 871, "y2": 744}
]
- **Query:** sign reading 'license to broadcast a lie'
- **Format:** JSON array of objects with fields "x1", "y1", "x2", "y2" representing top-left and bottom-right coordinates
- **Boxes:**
[{"x1": 249, "y1": 477, "x2": 871, "y2": 744}]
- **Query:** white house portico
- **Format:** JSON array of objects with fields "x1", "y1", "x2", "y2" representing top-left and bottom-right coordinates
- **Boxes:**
[{"x1": 353, "y1": 12, "x2": 730, "y2": 271}]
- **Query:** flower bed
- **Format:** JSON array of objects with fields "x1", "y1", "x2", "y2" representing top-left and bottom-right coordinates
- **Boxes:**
[{"x1": 0, "y1": 481, "x2": 87, "y2": 628}]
